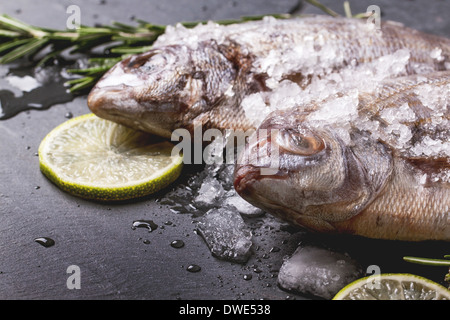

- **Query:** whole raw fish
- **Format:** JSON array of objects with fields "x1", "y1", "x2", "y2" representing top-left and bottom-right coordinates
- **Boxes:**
[
  {"x1": 234, "y1": 71, "x2": 450, "y2": 241},
  {"x1": 87, "y1": 15, "x2": 450, "y2": 137}
]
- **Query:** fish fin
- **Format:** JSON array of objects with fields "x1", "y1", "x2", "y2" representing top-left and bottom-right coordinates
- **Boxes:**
[{"x1": 303, "y1": 136, "x2": 390, "y2": 223}]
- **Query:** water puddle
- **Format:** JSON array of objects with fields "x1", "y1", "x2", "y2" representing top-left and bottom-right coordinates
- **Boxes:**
[{"x1": 0, "y1": 60, "x2": 79, "y2": 120}]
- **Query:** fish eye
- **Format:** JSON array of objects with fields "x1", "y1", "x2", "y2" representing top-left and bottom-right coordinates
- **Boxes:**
[
  {"x1": 127, "y1": 50, "x2": 164, "y2": 69},
  {"x1": 147, "y1": 53, "x2": 166, "y2": 66},
  {"x1": 276, "y1": 128, "x2": 325, "y2": 156}
]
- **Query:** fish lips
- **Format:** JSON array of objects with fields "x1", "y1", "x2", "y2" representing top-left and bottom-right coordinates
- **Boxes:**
[
  {"x1": 234, "y1": 163, "x2": 303, "y2": 226},
  {"x1": 87, "y1": 84, "x2": 142, "y2": 120},
  {"x1": 233, "y1": 164, "x2": 260, "y2": 196},
  {"x1": 88, "y1": 84, "x2": 179, "y2": 137},
  {"x1": 233, "y1": 163, "x2": 289, "y2": 197}
]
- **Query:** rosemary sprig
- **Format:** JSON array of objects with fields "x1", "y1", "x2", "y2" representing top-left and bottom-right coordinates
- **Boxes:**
[
  {"x1": 304, "y1": 0, "x2": 340, "y2": 17},
  {"x1": 403, "y1": 256, "x2": 450, "y2": 267},
  {"x1": 65, "y1": 57, "x2": 123, "y2": 92},
  {"x1": 343, "y1": 1, "x2": 352, "y2": 18}
]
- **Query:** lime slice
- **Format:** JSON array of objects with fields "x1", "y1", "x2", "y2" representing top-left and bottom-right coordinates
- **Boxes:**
[
  {"x1": 38, "y1": 113, "x2": 183, "y2": 201},
  {"x1": 333, "y1": 273, "x2": 450, "y2": 300}
]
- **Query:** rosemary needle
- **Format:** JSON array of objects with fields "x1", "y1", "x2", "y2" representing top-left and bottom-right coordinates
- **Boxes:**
[{"x1": 403, "y1": 256, "x2": 450, "y2": 267}]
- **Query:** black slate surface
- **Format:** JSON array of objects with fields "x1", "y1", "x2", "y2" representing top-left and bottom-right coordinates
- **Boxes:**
[{"x1": 0, "y1": 0, "x2": 449, "y2": 300}]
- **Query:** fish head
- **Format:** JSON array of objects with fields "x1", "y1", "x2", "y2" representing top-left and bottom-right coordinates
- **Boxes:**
[
  {"x1": 234, "y1": 108, "x2": 375, "y2": 232},
  {"x1": 88, "y1": 45, "x2": 230, "y2": 138}
]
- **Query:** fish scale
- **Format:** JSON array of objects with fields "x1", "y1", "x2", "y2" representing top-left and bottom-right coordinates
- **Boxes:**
[{"x1": 334, "y1": 162, "x2": 449, "y2": 240}]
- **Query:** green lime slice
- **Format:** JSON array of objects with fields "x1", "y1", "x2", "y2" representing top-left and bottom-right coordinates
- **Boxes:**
[
  {"x1": 38, "y1": 113, "x2": 183, "y2": 201},
  {"x1": 333, "y1": 273, "x2": 450, "y2": 300}
]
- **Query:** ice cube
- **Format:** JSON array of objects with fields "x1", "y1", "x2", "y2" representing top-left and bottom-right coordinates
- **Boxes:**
[
  {"x1": 5, "y1": 75, "x2": 40, "y2": 92},
  {"x1": 224, "y1": 194, "x2": 264, "y2": 217},
  {"x1": 307, "y1": 89, "x2": 360, "y2": 125},
  {"x1": 196, "y1": 207, "x2": 253, "y2": 263},
  {"x1": 268, "y1": 80, "x2": 303, "y2": 111},
  {"x1": 414, "y1": 83, "x2": 449, "y2": 116},
  {"x1": 277, "y1": 244, "x2": 363, "y2": 300},
  {"x1": 410, "y1": 136, "x2": 450, "y2": 157},
  {"x1": 193, "y1": 176, "x2": 225, "y2": 209},
  {"x1": 379, "y1": 103, "x2": 416, "y2": 123},
  {"x1": 217, "y1": 163, "x2": 235, "y2": 190},
  {"x1": 430, "y1": 47, "x2": 444, "y2": 62},
  {"x1": 241, "y1": 92, "x2": 270, "y2": 128}
]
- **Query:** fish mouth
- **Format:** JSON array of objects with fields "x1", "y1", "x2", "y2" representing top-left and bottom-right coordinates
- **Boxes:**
[
  {"x1": 233, "y1": 163, "x2": 289, "y2": 196},
  {"x1": 87, "y1": 86, "x2": 114, "y2": 115},
  {"x1": 233, "y1": 164, "x2": 261, "y2": 196},
  {"x1": 234, "y1": 163, "x2": 307, "y2": 226},
  {"x1": 87, "y1": 86, "x2": 138, "y2": 118}
]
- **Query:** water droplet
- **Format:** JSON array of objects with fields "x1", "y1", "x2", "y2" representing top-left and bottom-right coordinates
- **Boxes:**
[
  {"x1": 34, "y1": 186, "x2": 40, "y2": 190},
  {"x1": 170, "y1": 240, "x2": 185, "y2": 248},
  {"x1": 331, "y1": 274, "x2": 341, "y2": 281},
  {"x1": 143, "y1": 239, "x2": 151, "y2": 245},
  {"x1": 186, "y1": 264, "x2": 201, "y2": 273},
  {"x1": 64, "y1": 112, "x2": 73, "y2": 119},
  {"x1": 26, "y1": 146, "x2": 30, "y2": 150},
  {"x1": 270, "y1": 246, "x2": 280, "y2": 253},
  {"x1": 131, "y1": 220, "x2": 158, "y2": 232},
  {"x1": 34, "y1": 237, "x2": 55, "y2": 247},
  {"x1": 243, "y1": 274, "x2": 252, "y2": 281}
]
